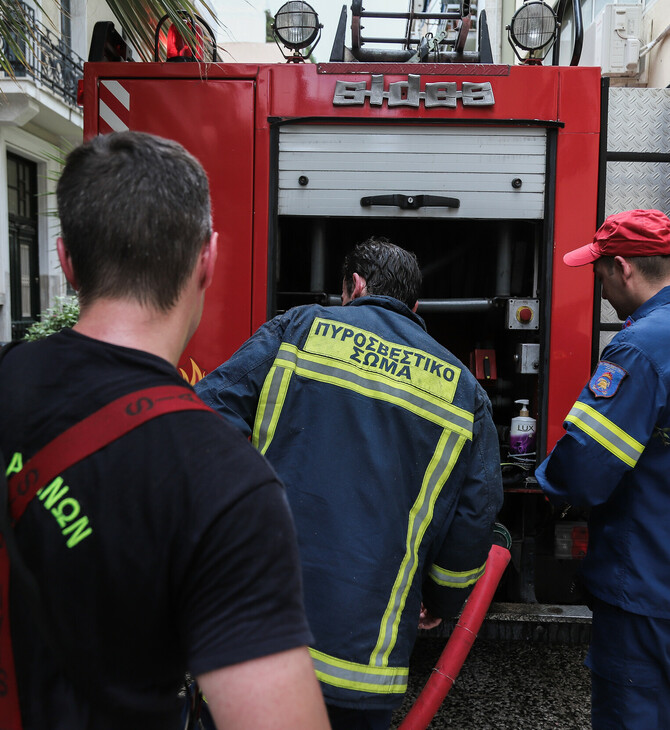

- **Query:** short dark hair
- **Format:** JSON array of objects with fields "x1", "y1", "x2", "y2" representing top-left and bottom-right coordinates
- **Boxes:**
[
  {"x1": 599, "y1": 254, "x2": 670, "y2": 281},
  {"x1": 628, "y1": 254, "x2": 670, "y2": 281},
  {"x1": 342, "y1": 237, "x2": 422, "y2": 309},
  {"x1": 56, "y1": 131, "x2": 212, "y2": 311}
]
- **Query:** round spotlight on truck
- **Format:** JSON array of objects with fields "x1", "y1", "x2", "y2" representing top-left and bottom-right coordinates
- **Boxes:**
[
  {"x1": 272, "y1": 1, "x2": 322, "y2": 60},
  {"x1": 507, "y1": 1, "x2": 558, "y2": 63}
]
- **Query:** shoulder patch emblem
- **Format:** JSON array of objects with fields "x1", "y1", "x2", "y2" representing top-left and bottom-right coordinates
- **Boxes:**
[{"x1": 589, "y1": 361, "x2": 627, "y2": 398}]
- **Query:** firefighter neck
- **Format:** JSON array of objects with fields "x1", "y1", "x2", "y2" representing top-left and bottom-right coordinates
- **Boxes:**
[
  {"x1": 57, "y1": 234, "x2": 218, "y2": 367},
  {"x1": 594, "y1": 255, "x2": 670, "y2": 321}
]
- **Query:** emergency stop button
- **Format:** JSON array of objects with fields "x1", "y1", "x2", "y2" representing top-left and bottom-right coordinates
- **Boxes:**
[
  {"x1": 517, "y1": 306, "x2": 533, "y2": 324},
  {"x1": 507, "y1": 299, "x2": 540, "y2": 330}
]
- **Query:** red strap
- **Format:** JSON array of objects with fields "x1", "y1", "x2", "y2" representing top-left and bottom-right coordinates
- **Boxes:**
[{"x1": 0, "y1": 384, "x2": 213, "y2": 729}]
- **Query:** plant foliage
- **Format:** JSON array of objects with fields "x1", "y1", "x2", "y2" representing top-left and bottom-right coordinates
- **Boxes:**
[{"x1": 24, "y1": 295, "x2": 79, "y2": 341}]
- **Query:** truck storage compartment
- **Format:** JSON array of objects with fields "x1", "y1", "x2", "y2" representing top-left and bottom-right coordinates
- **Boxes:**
[
  {"x1": 271, "y1": 120, "x2": 584, "y2": 605},
  {"x1": 277, "y1": 124, "x2": 547, "y2": 219},
  {"x1": 272, "y1": 214, "x2": 543, "y2": 455}
]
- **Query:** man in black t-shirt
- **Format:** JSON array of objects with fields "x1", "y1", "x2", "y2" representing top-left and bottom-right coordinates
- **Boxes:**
[{"x1": 0, "y1": 132, "x2": 330, "y2": 730}]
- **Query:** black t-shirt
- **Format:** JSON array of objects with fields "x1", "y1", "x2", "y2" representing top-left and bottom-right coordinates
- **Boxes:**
[{"x1": 0, "y1": 329, "x2": 311, "y2": 730}]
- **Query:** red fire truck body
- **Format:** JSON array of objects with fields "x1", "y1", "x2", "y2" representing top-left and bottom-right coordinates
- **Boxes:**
[{"x1": 83, "y1": 53, "x2": 604, "y2": 613}]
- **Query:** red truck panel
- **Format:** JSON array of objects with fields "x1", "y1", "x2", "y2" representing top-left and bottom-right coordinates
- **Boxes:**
[
  {"x1": 85, "y1": 72, "x2": 256, "y2": 380},
  {"x1": 83, "y1": 61, "x2": 603, "y2": 456}
]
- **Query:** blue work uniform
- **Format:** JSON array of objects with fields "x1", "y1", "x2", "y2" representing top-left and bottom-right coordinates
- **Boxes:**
[
  {"x1": 536, "y1": 285, "x2": 670, "y2": 729},
  {"x1": 196, "y1": 296, "x2": 503, "y2": 712}
]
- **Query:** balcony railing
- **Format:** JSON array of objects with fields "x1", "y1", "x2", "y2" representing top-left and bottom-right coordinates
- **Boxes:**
[{"x1": 2, "y1": 1, "x2": 84, "y2": 107}]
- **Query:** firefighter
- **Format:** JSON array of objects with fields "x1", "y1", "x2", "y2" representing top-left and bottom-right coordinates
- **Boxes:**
[
  {"x1": 536, "y1": 209, "x2": 670, "y2": 729},
  {"x1": 195, "y1": 237, "x2": 503, "y2": 730},
  {"x1": 0, "y1": 132, "x2": 329, "y2": 730}
]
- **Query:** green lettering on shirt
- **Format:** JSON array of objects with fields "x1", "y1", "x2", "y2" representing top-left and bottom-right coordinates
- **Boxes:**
[
  {"x1": 5, "y1": 452, "x2": 23, "y2": 476},
  {"x1": 6, "y1": 453, "x2": 93, "y2": 548},
  {"x1": 38, "y1": 477, "x2": 69, "y2": 508},
  {"x1": 62, "y1": 516, "x2": 93, "y2": 548}
]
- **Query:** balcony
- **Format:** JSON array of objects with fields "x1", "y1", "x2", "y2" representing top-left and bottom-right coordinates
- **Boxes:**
[{"x1": 2, "y1": 1, "x2": 84, "y2": 108}]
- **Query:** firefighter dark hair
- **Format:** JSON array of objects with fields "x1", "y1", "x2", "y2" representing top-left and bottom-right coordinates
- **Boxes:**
[
  {"x1": 627, "y1": 255, "x2": 670, "y2": 281},
  {"x1": 598, "y1": 255, "x2": 670, "y2": 281},
  {"x1": 342, "y1": 237, "x2": 422, "y2": 309},
  {"x1": 56, "y1": 131, "x2": 212, "y2": 312}
]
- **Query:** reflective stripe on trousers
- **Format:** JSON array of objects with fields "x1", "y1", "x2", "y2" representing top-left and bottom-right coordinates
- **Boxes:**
[{"x1": 310, "y1": 648, "x2": 408, "y2": 694}]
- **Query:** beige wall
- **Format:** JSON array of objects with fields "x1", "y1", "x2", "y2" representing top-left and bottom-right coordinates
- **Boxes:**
[
  {"x1": 491, "y1": 0, "x2": 670, "y2": 88},
  {"x1": 37, "y1": 0, "x2": 61, "y2": 29},
  {"x1": 643, "y1": 0, "x2": 670, "y2": 88}
]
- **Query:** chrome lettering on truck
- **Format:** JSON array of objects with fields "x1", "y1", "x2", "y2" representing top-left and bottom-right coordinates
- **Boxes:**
[{"x1": 332, "y1": 74, "x2": 494, "y2": 108}]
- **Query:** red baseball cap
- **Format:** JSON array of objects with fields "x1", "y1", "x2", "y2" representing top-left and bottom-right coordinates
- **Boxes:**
[{"x1": 563, "y1": 209, "x2": 670, "y2": 267}]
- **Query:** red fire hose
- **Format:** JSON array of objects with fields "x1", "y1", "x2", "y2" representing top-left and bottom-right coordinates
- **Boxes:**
[{"x1": 399, "y1": 526, "x2": 512, "y2": 730}]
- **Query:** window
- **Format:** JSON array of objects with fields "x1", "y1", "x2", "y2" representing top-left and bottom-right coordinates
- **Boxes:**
[
  {"x1": 60, "y1": 0, "x2": 72, "y2": 48},
  {"x1": 7, "y1": 153, "x2": 40, "y2": 341}
]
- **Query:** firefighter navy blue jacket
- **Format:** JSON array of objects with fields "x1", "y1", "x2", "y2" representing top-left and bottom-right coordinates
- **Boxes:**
[
  {"x1": 196, "y1": 295, "x2": 503, "y2": 710},
  {"x1": 536, "y1": 286, "x2": 670, "y2": 619}
]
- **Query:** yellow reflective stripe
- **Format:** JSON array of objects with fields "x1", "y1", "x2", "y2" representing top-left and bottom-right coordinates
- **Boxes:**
[
  {"x1": 252, "y1": 359, "x2": 294, "y2": 454},
  {"x1": 371, "y1": 429, "x2": 467, "y2": 667},
  {"x1": 304, "y1": 317, "x2": 462, "y2": 404},
  {"x1": 274, "y1": 343, "x2": 474, "y2": 438},
  {"x1": 309, "y1": 648, "x2": 408, "y2": 694},
  {"x1": 566, "y1": 401, "x2": 644, "y2": 468},
  {"x1": 429, "y1": 561, "x2": 486, "y2": 588}
]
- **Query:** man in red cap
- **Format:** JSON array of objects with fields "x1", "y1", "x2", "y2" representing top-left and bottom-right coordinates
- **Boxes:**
[{"x1": 537, "y1": 208, "x2": 670, "y2": 729}]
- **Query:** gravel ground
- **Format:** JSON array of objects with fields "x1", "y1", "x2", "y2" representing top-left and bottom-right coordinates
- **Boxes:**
[{"x1": 391, "y1": 638, "x2": 591, "y2": 729}]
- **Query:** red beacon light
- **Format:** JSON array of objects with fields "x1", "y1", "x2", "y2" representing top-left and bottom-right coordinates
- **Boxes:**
[
  {"x1": 167, "y1": 22, "x2": 202, "y2": 60},
  {"x1": 154, "y1": 12, "x2": 217, "y2": 63}
]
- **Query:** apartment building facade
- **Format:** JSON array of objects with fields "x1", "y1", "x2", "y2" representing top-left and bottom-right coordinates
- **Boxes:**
[{"x1": 0, "y1": 0, "x2": 106, "y2": 342}]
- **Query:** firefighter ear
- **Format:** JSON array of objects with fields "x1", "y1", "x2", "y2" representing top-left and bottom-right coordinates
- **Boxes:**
[
  {"x1": 614, "y1": 256, "x2": 636, "y2": 288},
  {"x1": 351, "y1": 272, "x2": 368, "y2": 300},
  {"x1": 614, "y1": 256, "x2": 635, "y2": 285},
  {"x1": 57, "y1": 237, "x2": 80, "y2": 291},
  {"x1": 200, "y1": 232, "x2": 218, "y2": 290}
]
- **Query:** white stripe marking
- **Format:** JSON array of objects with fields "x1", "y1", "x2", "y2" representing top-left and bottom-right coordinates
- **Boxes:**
[
  {"x1": 101, "y1": 80, "x2": 130, "y2": 110},
  {"x1": 99, "y1": 100, "x2": 129, "y2": 132}
]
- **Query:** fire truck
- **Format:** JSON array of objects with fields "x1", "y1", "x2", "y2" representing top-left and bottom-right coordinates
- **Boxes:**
[{"x1": 81, "y1": 1, "x2": 670, "y2": 636}]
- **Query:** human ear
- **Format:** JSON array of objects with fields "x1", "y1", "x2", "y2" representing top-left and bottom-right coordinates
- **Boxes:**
[
  {"x1": 614, "y1": 256, "x2": 633, "y2": 283},
  {"x1": 200, "y1": 232, "x2": 219, "y2": 290},
  {"x1": 56, "y1": 237, "x2": 80, "y2": 291},
  {"x1": 351, "y1": 272, "x2": 368, "y2": 300}
]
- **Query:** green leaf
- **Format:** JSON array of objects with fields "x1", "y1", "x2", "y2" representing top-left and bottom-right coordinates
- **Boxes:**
[{"x1": 24, "y1": 295, "x2": 80, "y2": 341}]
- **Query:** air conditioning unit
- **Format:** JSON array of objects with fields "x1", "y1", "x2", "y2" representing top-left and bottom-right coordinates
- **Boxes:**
[{"x1": 582, "y1": 4, "x2": 642, "y2": 77}]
